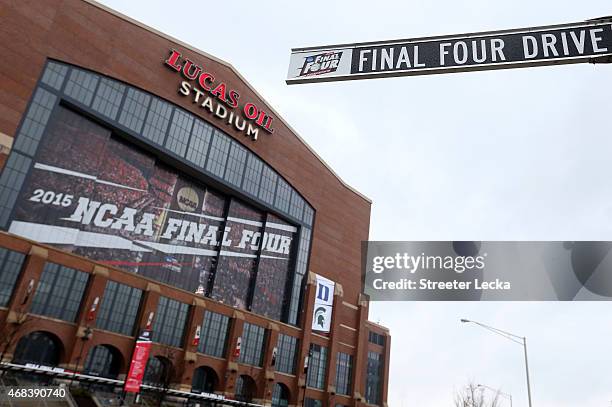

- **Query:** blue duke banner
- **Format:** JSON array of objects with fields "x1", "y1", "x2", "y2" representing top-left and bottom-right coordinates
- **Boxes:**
[
  {"x1": 312, "y1": 274, "x2": 335, "y2": 332},
  {"x1": 363, "y1": 242, "x2": 612, "y2": 301}
]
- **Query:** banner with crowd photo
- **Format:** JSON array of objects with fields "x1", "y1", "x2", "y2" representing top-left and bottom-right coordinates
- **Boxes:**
[{"x1": 7, "y1": 106, "x2": 298, "y2": 317}]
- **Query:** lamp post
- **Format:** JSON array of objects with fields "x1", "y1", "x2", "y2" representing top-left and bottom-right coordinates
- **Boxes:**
[
  {"x1": 477, "y1": 383, "x2": 512, "y2": 407},
  {"x1": 71, "y1": 326, "x2": 93, "y2": 386},
  {"x1": 460, "y1": 319, "x2": 532, "y2": 407}
]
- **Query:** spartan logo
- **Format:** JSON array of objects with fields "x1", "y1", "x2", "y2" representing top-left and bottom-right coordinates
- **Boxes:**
[
  {"x1": 314, "y1": 306, "x2": 327, "y2": 329},
  {"x1": 299, "y1": 51, "x2": 343, "y2": 76}
]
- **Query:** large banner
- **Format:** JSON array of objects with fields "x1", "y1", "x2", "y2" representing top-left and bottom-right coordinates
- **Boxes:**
[
  {"x1": 7, "y1": 106, "x2": 297, "y2": 315},
  {"x1": 124, "y1": 330, "x2": 152, "y2": 393},
  {"x1": 311, "y1": 274, "x2": 335, "y2": 332},
  {"x1": 287, "y1": 21, "x2": 612, "y2": 84}
]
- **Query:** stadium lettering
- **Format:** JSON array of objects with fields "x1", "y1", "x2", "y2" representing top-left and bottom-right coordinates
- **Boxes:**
[{"x1": 166, "y1": 50, "x2": 274, "y2": 139}]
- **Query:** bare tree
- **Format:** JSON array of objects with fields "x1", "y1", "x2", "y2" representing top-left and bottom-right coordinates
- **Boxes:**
[
  {"x1": 454, "y1": 382, "x2": 501, "y2": 407},
  {"x1": 150, "y1": 345, "x2": 178, "y2": 407}
]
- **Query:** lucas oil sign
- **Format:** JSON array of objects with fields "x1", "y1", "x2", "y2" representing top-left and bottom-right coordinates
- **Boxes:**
[{"x1": 287, "y1": 19, "x2": 612, "y2": 84}]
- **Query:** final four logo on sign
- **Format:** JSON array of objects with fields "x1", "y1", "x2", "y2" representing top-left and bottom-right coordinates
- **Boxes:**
[{"x1": 300, "y1": 51, "x2": 343, "y2": 77}]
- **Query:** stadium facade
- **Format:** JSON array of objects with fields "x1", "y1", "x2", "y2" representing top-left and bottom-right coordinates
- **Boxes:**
[{"x1": 0, "y1": 1, "x2": 390, "y2": 406}]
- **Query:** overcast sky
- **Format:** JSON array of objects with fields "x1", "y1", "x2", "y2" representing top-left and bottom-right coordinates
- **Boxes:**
[{"x1": 98, "y1": 1, "x2": 612, "y2": 405}]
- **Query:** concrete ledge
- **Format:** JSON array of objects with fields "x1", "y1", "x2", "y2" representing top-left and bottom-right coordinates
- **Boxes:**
[
  {"x1": 28, "y1": 245, "x2": 48, "y2": 259},
  {"x1": 184, "y1": 351, "x2": 197, "y2": 363},
  {"x1": 267, "y1": 322, "x2": 279, "y2": 331},
  {"x1": 192, "y1": 297, "x2": 206, "y2": 308},
  {"x1": 232, "y1": 310, "x2": 244, "y2": 320},
  {"x1": 146, "y1": 282, "x2": 161, "y2": 293},
  {"x1": 307, "y1": 271, "x2": 317, "y2": 285},
  {"x1": 92, "y1": 265, "x2": 109, "y2": 277},
  {"x1": 334, "y1": 283, "x2": 344, "y2": 297},
  {"x1": 6, "y1": 310, "x2": 28, "y2": 324},
  {"x1": 76, "y1": 325, "x2": 93, "y2": 339}
]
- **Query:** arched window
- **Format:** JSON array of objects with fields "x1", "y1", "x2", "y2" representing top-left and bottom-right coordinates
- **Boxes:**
[
  {"x1": 271, "y1": 383, "x2": 290, "y2": 407},
  {"x1": 143, "y1": 356, "x2": 172, "y2": 386},
  {"x1": 192, "y1": 366, "x2": 218, "y2": 393},
  {"x1": 83, "y1": 345, "x2": 122, "y2": 379},
  {"x1": 235, "y1": 374, "x2": 256, "y2": 403},
  {"x1": 13, "y1": 331, "x2": 62, "y2": 367}
]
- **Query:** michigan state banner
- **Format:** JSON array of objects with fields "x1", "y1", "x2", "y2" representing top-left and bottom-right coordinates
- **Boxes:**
[{"x1": 312, "y1": 274, "x2": 335, "y2": 332}]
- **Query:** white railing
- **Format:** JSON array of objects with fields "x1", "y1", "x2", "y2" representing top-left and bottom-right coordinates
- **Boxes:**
[{"x1": 0, "y1": 362, "x2": 264, "y2": 407}]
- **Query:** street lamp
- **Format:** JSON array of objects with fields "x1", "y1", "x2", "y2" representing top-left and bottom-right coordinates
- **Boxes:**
[
  {"x1": 477, "y1": 383, "x2": 512, "y2": 407},
  {"x1": 71, "y1": 326, "x2": 93, "y2": 386},
  {"x1": 460, "y1": 319, "x2": 532, "y2": 407}
]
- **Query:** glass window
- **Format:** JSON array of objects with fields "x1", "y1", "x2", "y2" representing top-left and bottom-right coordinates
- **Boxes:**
[
  {"x1": 142, "y1": 98, "x2": 172, "y2": 145},
  {"x1": 41, "y1": 61, "x2": 69, "y2": 91},
  {"x1": 242, "y1": 154, "x2": 263, "y2": 197},
  {"x1": 239, "y1": 322, "x2": 266, "y2": 367},
  {"x1": 303, "y1": 205, "x2": 314, "y2": 226},
  {"x1": 0, "y1": 248, "x2": 26, "y2": 307},
  {"x1": 369, "y1": 331, "x2": 386, "y2": 346},
  {"x1": 92, "y1": 78, "x2": 125, "y2": 121},
  {"x1": 306, "y1": 344, "x2": 327, "y2": 390},
  {"x1": 205, "y1": 130, "x2": 230, "y2": 178},
  {"x1": 64, "y1": 68, "x2": 99, "y2": 106},
  {"x1": 274, "y1": 178, "x2": 292, "y2": 213},
  {"x1": 271, "y1": 383, "x2": 289, "y2": 407},
  {"x1": 165, "y1": 108, "x2": 193, "y2": 157},
  {"x1": 185, "y1": 118, "x2": 213, "y2": 168},
  {"x1": 224, "y1": 142, "x2": 247, "y2": 187},
  {"x1": 198, "y1": 310, "x2": 230, "y2": 358},
  {"x1": 365, "y1": 351, "x2": 383, "y2": 405},
  {"x1": 30, "y1": 263, "x2": 89, "y2": 322},
  {"x1": 152, "y1": 296, "x2": 189, "y2": 347},
  {"x1": 0, "y1": 153, "x2": 32, "y2": 228},
  {"x1": 118, "y1": 88, "x2": 150, "y2": 133},
  {"x1": 288, "y1": 227, "x2": 311, "y2": 325},
  {"x1": 304, "y1": 398, "x2": 323, "y2": 407},
  {"x1": 335, "y1": 352, "x2": 353, "y2": 396},
  {"x1": 258, "y1": 166, "x2": 277, "y2": 205},
  {"x1": 96, "y1": 280, "x2": 142, "y2": 336},
  {"x1": 289, "y1": 190, "x2": 305, "y2": 220},
  {"x1": 13, "y1": 88, "x2": 57, "y2": 156},
  {"x1": 84, "y1": 345, "x2": 120, "y2": 379},
  {"x1": 275, "y1": 334, "x2": 298, "y2": 375}
]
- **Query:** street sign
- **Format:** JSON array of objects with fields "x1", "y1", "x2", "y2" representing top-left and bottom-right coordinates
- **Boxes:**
[{"x1": 286, "y1": 18, "x2": 612, "y2": 84}]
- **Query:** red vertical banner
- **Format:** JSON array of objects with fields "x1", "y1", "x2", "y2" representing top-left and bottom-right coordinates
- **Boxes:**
[{"x1": 124, "y1": 330, "x2": 152, "y2": 393}]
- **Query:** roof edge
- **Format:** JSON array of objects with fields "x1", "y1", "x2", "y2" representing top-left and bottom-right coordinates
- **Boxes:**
[{"x1": 82, "y1": 0, "x2": 372, "y2": 204}]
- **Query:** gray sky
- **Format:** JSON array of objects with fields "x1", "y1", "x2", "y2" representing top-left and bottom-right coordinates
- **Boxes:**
[{"x1": 99, "y1": 1, "x2": 612, "y2": 405}]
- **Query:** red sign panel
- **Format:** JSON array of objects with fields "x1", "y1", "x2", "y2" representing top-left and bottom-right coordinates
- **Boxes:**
[{"x1": 124, "y1": 332, "x2": 152, "y2": 393}]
